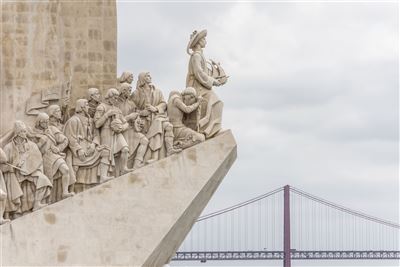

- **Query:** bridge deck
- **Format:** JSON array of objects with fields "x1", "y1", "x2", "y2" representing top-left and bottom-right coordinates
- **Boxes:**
[{"x1": 173, "y1": 250, "x2": 400, "y2": 261}]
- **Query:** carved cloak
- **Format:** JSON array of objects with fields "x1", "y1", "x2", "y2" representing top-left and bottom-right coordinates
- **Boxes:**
[{"x1": 186, "y1": 50, "x2": 223, "y2": 138}]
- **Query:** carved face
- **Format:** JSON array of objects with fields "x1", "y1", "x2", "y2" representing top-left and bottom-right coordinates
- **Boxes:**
[
  {"x1": 91, "y1": 89, "x2": 101, "y2": 102},
  {"x1": 183, "y1": 94, "x2": 196, "y2": 105},
  {"x1": 144, "y1": 73, "x2": 152, "y2": 84},
  {"x1": 17, "y1": 128, "x2": 27, "y2": 139},
  {"x1": 52, "y1": 107, "x2": 62, "y2": 120},
  {"x1": 109, "y1": 94, "x2": 119, "y2": 106},
  {"x1": 199, "y1": 37, "x2": 207, "y2": 48},
  {"x1": 82, "y1": 101, "x2": 90, "y2": 115},
  {"x1": 121, "y1": 86, "x2": 131, "y2": 98},
  {"x1": 133, "y1": 117, "x2": 145, "y2": 132},
  {"x1": 39, "y1": 118, "x2": 49, "y2": 129},
  {"x1": 126, "y1": 74, "x2": 134, "y2": 84}
]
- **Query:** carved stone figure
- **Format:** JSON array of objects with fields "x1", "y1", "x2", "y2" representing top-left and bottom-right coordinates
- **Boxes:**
[
  {"x1": 117, "y1": 82, "x2": 137, "y2": 116},
  {"x1": 64, "y1": 99, "x2": 114, "y2": 193},
  {"x1": 168, "y1": 88, "x2": 205, "y2": 149},
  {"x1": 31, "y1": 113, "x2": 74, "y2": 201},
  {"x1": 117, "y1": 83, "x2": 149, "y2": 169},
  {"x1": 186, "y1": 29, "x2": 226, "y2": 138},
  {"x1": 87, "y1": 88, "x2": 102, "y2": 118},
  {"x1": 48, "y1": 105, "x2": 64, "y2": 131},
  {"x1": 118, "y1": 71, "x2": 134, "y2": 86},
  {"x1": 2, "y1": 121, "x2": 52, "y2": 217},
  {"x1": 132, "y1": 72, "x2": 181, "y2": 161},
  {"x1": 94, "y1": 88, "x2": 133, "y2": 175},
  {"x1": 0, "y1": 148, "x2": 10, "y2": 224}
]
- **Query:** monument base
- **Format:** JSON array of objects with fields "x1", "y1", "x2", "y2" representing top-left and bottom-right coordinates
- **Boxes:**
[{"x1": 0, "y1": 130, "x2": 237, "y2": 266}]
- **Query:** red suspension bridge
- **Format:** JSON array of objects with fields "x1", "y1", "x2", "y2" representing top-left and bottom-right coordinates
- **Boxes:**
[{"x1": 172, "y1": 185, "x2": 400, "y2": 266}]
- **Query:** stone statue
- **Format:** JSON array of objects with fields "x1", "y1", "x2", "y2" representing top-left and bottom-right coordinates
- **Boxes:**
[
  {"x1": 118, "y1": 71, "x2": 134, "y2": 86},
  {"x1": 0, "y1": 148, "x2": 10, "y2": 224},
  {"x1": 186, "y1": 29, "x2": 226, "y2": 138},
  {"x1": 94, "y1": 88, "x2": 133, "y2": 175},
  {"x1": 48, "y1": 104, "x2": 64, "y2": 131},
  {"x1": 2, "y1": 121, "x2": 52, "y2": 217},
  {"x1": 132, "y1": 72, "x2": 181, "y2": 161},
  {"x1": 64, "y1": 99, "x2": 114, "y2": 193},
  {"x1": 117, "y1": 82, "x2": 137, "y2": 116},
  {"x1": 167, "y1": 88, "x2": 205, "y2": 149},
  {"x1": 87, "y1": 87, "x2": 102, "y2": 118},
  {"x1": 117, "y1": 83, "x2": 149, "y2": 169},
  {"x1": 31, "y1": 113, "x2": 74, "y2": 201}
]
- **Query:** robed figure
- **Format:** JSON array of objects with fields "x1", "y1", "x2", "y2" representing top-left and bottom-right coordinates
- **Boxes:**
[
  {"x1": 186, "y1": 29, "x2": 226, "y2": 138},
  {"x1": 94, "y1": 88, "x2": 133, "y2": 176},
  {"x1": 31, "y1": 113, "x2": 74, "y2": 202},
  {"x1": 64, "y1": 99, "x2": 114, "y2": 193},
  {"x1": 2, "y1": 121, "x2": 52, "y2": 218},
  {"x1": 132, "y1": 72, "x2": 180, "y2": 161},
  {"x1": 0, "y1": 148, "x2": 10, "y2": 224}
]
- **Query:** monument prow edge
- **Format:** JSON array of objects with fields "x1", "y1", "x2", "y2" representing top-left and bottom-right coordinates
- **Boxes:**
[{"x1": 0, "y1": 130, "x2": 237, "y2": 266}]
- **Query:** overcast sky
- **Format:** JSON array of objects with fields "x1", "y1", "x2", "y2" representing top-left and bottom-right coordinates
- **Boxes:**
[{"x1": 117, "y1": 1, "x2": 399, "y2": 225}]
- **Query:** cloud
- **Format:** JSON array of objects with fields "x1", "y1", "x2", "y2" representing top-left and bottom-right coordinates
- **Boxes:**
[{"x1": 117, "y1": 2, "x2": 399, "y2": 223}]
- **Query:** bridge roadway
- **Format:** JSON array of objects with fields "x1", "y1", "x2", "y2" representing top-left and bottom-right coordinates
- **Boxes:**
[{"x1": 173, "y1": 250, "x2": 400, "y2": 261}]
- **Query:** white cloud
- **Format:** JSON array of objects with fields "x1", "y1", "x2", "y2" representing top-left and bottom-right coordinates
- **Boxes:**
[{"x1": 117, "y1": 2, "x2": 399, "y2": 223}]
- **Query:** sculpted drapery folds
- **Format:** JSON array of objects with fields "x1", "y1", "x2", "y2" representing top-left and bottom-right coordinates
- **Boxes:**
[
  {"x1": 2, "y1": 121, "x2": 52, "y2": 218},
  {"x1": 64, "y1": 99, "x2": 114, "y2": 193},
  {"x1": 186, "y1": 30, "x2": 225, "y2": 138},
  {"x1": 94, "y1": 88, "x2": 133, "y2": 176},
  {"x1": 132, "y1": 72, "x2": 181, "y2": 161},
  {"x1": 117, "y1": 83, "x2": 149, "y2": 169},
  {"x1": 31, "y1": 113, "x2": 74, "y2": 202},
  {"x1": 0, "y1": 148, "x2": 10, "y2": 224},
  {"x1": 168, "y1": 88, "x2": 205, "y2": 149}
]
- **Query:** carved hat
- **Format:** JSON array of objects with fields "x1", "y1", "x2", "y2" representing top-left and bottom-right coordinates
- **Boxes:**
[
  {"x1": 14, "y1": 120, "x2": 27, "y2": 135},
  {"x1": 187, "y1": 29, "x2": 207, "y2": 55}
]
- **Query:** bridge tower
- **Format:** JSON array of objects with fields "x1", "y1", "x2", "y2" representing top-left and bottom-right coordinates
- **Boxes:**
[{"x1": 283, "y1": 185, "x2": 291, "y2": 267}]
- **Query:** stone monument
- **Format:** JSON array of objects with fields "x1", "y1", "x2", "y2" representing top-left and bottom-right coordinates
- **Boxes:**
[
  {"x1": 0, "y1": 1, "x2": 235, "y2": 266},
  {"x1": 1, "y1": 0, "x2": 117, "y2": 137}
]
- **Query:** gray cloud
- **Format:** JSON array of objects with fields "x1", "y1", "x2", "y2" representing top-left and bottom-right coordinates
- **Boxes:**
[{"x1": 117, "y1": 2, "x2": 399, "y2": 223}]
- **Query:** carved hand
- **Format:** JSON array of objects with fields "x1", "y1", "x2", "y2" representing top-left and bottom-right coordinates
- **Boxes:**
[
  {"x1": 213, "y1": 79, "x2": 221, "y2": 86},
  {"x1": 140, "y1": 110, "x2": 150, "y2": 117},
  {"x1": 0, "y1": 164, "x2": 13, "y2": 173},
  {"x1": 106, "y1": 109, "x2": 118, "y2": 117},
  {"x1": 146, "y1": 105, "x2": 158, "y2": 113}
]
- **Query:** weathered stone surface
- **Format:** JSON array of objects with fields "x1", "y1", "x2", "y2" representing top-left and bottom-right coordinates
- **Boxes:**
[
  {"x1": 0, "y1": 130, "x2": 237, "y2": 266},
  {"x1": 0, "y1": 0, "x2": 117, "y2": 136}
]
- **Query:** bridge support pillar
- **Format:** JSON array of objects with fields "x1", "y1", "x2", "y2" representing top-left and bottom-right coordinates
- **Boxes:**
[{"x1": 283, "y1": 185, "x2": 291, "y2": 267}]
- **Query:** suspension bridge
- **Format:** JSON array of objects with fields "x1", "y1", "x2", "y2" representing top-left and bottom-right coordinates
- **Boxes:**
[{"x1": 172, "y1": 185, "x2": 400, "y2": 266}]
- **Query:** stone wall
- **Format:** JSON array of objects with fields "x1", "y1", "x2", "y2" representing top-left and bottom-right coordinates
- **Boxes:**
[{"x1": 0, "y1": 0, "x2": 117, "y2": 136}]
